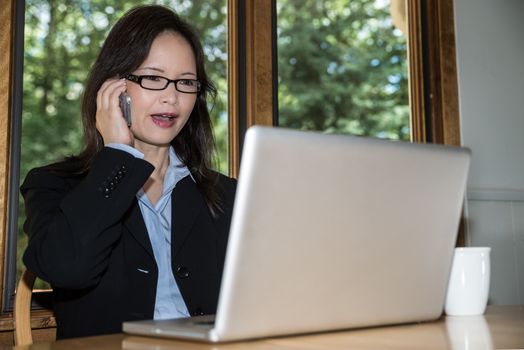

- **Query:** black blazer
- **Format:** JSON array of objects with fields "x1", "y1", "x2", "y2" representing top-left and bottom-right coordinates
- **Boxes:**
[{"x1": 21, "y1": 148, "x2": 236, "y2": 339}]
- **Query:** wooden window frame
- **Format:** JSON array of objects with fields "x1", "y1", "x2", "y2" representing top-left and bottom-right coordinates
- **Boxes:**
[
  {"x1": 0, "y1": 0, "x2": 18, "y2": 332},
  {"x1": 0, "y1": 0, "x2": 461, "y2": 339},
  {"x1": 228, "y1": 0, "x2": 464, "y2": 244},
  {"x1": 229, "y1": 0, "x2": 461, "y2": 164}
]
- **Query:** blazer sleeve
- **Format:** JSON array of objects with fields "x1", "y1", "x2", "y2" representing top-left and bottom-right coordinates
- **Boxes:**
[{"x1": 21, "y1": 147, "x2": 154, "y2": 289}]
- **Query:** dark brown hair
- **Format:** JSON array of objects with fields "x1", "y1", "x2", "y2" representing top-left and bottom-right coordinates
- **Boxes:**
[{"x1": 52, "y1": 5, "x2": 223, "y2": 215}]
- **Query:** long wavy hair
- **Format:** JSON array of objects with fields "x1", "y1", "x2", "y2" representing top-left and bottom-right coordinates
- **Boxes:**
[{"x1": 51, "y1": 5, "x2": 223, "y2": 215}]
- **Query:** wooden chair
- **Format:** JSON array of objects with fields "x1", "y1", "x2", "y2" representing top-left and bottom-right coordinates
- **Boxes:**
[
  {"x1": 14, "y1": 269, "x2": 37, "y2": 345},
  {"x1": 14, "y1": 270, "x2": 56, "y2": 345}
]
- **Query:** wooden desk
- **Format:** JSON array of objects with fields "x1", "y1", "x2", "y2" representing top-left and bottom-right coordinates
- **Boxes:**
[{"x1": 8, "y1": 305, "x2": 524, "y2": 350}]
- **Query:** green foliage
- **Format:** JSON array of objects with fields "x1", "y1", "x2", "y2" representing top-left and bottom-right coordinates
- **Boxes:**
[
  {"x1": 277, "y1": 0, "x2": 409, "y2": 139},
  {"x1": 19, "y1": 0, "x2": 229, "y2": 285}
]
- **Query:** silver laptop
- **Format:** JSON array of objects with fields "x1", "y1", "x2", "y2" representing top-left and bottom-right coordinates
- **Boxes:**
[{"x1": 123, "y1": 126, "x2": 471, "y2": 342}]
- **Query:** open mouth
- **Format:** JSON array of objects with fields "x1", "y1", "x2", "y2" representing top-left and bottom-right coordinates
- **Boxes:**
[
  {"x1": 151, "y1": 113, "x2": 177, "y2": 127},
  {"x1": 151, "y1": 113, "x2": 177, "y2": 121}
]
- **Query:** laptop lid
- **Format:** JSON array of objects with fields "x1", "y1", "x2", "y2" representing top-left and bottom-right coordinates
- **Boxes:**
[
  {"x1": 213, "y1": 126, "x2": 470, "y2": 340},
  {"x1": 124, "y1": 126, "x2": 470, "y2": 342}
]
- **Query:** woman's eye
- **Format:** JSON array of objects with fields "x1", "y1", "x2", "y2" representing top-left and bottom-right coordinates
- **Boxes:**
[
  {"x1": 143, "y1": 75, "x2": 162, "y2": 82},
  {"x1": 179, "y1": 79, "x2": 195, "y2": 86}
]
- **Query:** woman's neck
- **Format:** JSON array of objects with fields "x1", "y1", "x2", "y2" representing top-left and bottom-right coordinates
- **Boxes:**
[{"x1": 136, "y1": 143, "x2": 171, "y2": 205}]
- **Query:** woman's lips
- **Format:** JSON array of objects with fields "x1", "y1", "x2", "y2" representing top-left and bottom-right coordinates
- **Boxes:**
[{"x1": 151, "y1": 113, "x2": 177, "y2": 128}]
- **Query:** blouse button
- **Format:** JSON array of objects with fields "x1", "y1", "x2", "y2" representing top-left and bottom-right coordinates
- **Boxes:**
[{"x1": 176, "y1": 266, "x2": 190, "y2": 279}]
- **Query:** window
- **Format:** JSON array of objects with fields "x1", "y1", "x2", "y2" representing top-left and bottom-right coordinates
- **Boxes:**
[
  {"x1": 276, "y1": 0, "x2": 410, "y2": 140},
  {"x1": 235, "y1": 0, "x2": 462, "y2": 149}
]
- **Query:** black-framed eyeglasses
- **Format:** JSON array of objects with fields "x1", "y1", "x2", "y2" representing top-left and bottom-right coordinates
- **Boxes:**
[{"x1": 125, "y1": 74, "x2": 201, "y2": 94}]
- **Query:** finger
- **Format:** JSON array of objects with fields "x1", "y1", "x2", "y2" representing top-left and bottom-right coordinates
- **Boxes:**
[
  {"x1": 96, "y1": 79, "x2": 116, "y2": 109},
  {"x1": 95, "y1": 78, "x2": 131, "y2": 145},
  {"x1": 109, "y1": 79, "x2": 128, "y2": 110},
  {"x1": 97, "y1": 78, "x2": 124, "y2": 111}
]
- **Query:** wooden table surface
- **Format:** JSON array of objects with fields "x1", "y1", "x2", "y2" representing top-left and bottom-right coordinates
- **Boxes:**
[{"x1": 6, "y1": 305, "x2": 524, "y2": 350}]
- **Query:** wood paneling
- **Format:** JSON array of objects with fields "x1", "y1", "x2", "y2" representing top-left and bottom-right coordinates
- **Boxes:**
[
  {"x1": 229, "y1": 0, "x2": 274, "y2": 176},
  {"x1": 245, "y1": 0, "x2": 274, "y2": 128},
  {"x1": 407, "y1": 0, "x2": 426, "y2": 143},
  {"x1": 424, "y1": 0, "x2": 461, "y2": 147},
  {"x1": 0, "y1": 0, "x2": 15, "y2": 314},
  {"x1": 0, "y1": 0, "x2": 17, "y2": 343},
  {"x1": 0, "y1": 326, "x2": 56, "y2": 346},
  {"x1": 227, "y1": 0, "x2": 240, "y2": 178},
  {"x1": 407, "y1": 0, "x2": 461, "y2": 146}
]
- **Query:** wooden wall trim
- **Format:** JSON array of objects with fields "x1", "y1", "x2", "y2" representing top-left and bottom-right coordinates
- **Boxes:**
[
  {"x1": 245, "y1": 0, "x2": 273, "y2": 128},
  {"x1": 0, "y1": 311, "x2": 56, "y2": 332},
  {"x1": 0, "y1": 0, "x2": 15, "y2": 311},
  {"x1": 229, "y1": 0, "x2": 274, "y2": 176},
  {"x1": 425, "y1": 0, "x2": 461, "y2": 147},
  {"x1": 407, "y1": 0, "x2": 461, "y2": 146},
  {"x1": 228, "y1": 0, "x2": 240, "y2": 178},
  {"x1": 407, "y1": 0, "x2": 426, "y2": 143}
]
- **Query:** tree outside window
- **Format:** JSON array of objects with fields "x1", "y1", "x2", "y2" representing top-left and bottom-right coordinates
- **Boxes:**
[{"x1": 277, "y1": 0, "x2": 409, "y2": 140}]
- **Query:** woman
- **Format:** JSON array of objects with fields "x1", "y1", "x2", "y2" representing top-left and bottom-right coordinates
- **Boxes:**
[{"x1": 21, "y1": 5, "x2": 236, "y2": 339}]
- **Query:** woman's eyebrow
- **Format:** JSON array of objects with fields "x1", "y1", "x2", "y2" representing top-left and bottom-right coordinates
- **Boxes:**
[
  {"x1": 137, "y1": 66, "x2": 164, "y2": 73},
  {"x1": 136, "y1": 66, "x2": 197, "y2": 77}
]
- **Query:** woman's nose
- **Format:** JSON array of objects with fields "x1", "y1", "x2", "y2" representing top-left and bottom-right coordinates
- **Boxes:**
[{"x1": 161, "y1": 82, "x2": 179, "y2": 104}]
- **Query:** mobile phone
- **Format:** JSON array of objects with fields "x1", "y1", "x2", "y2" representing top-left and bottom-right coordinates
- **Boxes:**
[{"x1": 119, "y1": 92, "x2": 132, "y2": 127}]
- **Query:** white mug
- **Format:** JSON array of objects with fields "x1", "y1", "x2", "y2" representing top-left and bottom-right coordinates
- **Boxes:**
[{"x1": 445, "y1": 247, "x2": 491, "y2": 316}]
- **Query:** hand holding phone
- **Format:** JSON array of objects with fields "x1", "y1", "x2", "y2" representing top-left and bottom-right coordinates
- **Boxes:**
[{"x1": 119, "y1": 92, "x2": 132, "y2": 127}]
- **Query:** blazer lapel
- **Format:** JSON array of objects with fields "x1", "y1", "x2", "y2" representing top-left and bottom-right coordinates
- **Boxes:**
[
  {"x1": 123, "y1": 200, "x2": 155, "y2": 259},
  {"x1": 171, "y1": 176, "x2": 204, "y2": 259}
]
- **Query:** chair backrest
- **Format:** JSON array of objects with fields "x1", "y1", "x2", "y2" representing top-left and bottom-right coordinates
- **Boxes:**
[{"x1": 14, "y1": 269, "x2": 36, "y2": 346}]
